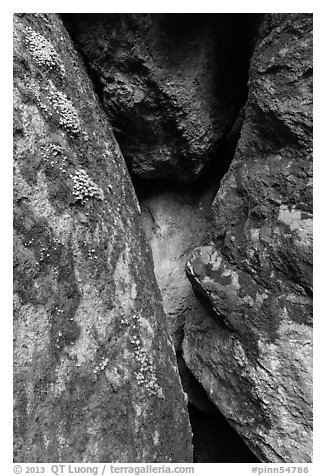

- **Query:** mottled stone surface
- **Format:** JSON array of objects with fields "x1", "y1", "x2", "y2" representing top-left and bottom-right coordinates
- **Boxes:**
[
  {"x1": 139, "y1": 183, "x2": 213, "y2": 352},
  {"x1": 62, "y1": 13, "x2": 249, "y2": 182},
  {"x1": 13, "y1": 13, "x2": 192, "y2": 463},
  {"x1": 184, "y1": 14, "x2": 313, "y2": 463}
]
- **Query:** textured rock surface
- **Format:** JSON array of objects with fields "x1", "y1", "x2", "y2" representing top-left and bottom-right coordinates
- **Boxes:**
[
  {"x1": 139, "y1": 182, "x2": 213, "y2": 352},
  {"x1": 62, "y1": 13, "x2": 249, "y2": 182},
  {"x1": 13, "y1": 13, "x2": 193, "y2": 463},
  {"x1": 184, "y1": 13, "x2": 313, "y2": 463}
]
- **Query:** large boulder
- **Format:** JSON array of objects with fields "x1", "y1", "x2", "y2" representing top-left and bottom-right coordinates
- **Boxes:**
[
  {"x1": 62, "y1": 13, "x2": 249, "y2": 182},
  {"x1": 184, "y1": 13, "x2": 313, "y2": 463},
  {"x1": 13, "y1": 13, "x2": 192, "y2": 463}
]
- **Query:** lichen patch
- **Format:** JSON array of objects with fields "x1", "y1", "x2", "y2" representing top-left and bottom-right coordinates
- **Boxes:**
[
  {"x1": 48, "y1": 81, "x2": 81, "y2": 135},
  {"x1": 278, "y1": 205, "x2": 312, "y2": 235},
  {"x1": 25, "y1": 26, "x2": 66, "y2": 77}
]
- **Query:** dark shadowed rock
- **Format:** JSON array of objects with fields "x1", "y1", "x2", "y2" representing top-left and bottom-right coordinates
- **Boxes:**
[
  {"x1": 13, "y1": 13, "x2": 192, "y2": 463},
  {"x1": 62, "y1": 13, "x2": 249, "y2": 182},
  {"x1": 189, "y1": 404, "x2": 260, "y2": 463},
  {"x1": 184, "y1": 13, "x2": 312, "y2": 463}
]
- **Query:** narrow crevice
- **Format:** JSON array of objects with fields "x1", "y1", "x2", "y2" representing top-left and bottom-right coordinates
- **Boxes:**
[
  {"x1": 13, "y1": 12, "x2": 313, "y2": 464},
  {"x1": 128, "y1": 17, "x2": 258, "y2": 463},
  {"x1": 61, "y1": 13, "x2": 264, "y2": 463}
]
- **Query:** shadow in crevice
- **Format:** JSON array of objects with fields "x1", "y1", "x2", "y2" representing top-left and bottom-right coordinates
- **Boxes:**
[
  {"x1": 189, "y1": 403, "x2": 260, "y2": 463},
  {"x1": 177, "y1": 355, "x2": 260, "y2": 462}
]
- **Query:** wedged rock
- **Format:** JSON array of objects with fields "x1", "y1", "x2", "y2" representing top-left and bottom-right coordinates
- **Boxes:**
[
  {"x1": 62, "y1": 13, "x2": 249, "y2": 182},
  {"x1": 184, "y1": 13, "x2": 313, "y2": 463},
  {"x1": 138, "y1": 102, "x2": 246, "y2": 354},
  {"x1": 13, "y1": 13, "x2": 192, "y2": 463}
]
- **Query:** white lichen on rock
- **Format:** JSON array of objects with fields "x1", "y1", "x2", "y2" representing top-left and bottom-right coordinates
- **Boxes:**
[
  {"x1": 131, "y1": 314, "x2": 159, "y2": 396},
  {"x1": 48, "y1": 82, "x2": 81, "y2": 134},
  {"x1": 25, "y1": 26, "x2": 65, "y2": 77},
  {"x1": 135, "y1": 347, "x2": 159, "y2": 396},
  {"x1": 42, "y1": 143, "x2": 63, "y2": 157},
  {"x1": 93, "y1": 356, "x2": 109, "y2": 374},
  {"x1": 70, "y1": 169, "x2": 104, "y2": 204}
]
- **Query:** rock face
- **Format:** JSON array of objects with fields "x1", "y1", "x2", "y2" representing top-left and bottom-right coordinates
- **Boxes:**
[
  {"x1": 62, "y1": 13, "x2": 249, "y2": 182},
  {"x1": 13, "y1": 13, "x2": 193, "y2": 463},
  {"x1": 139, "y1": 182, "x2": 213, "y2": 352},
  {"x1": 184, "y1": 14, "x2": 313, "y2": 463}
]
